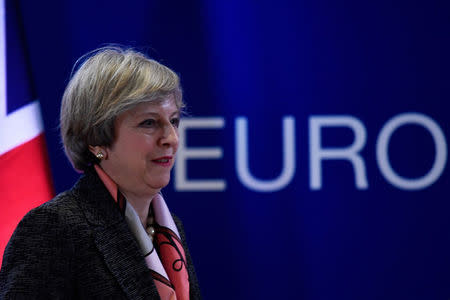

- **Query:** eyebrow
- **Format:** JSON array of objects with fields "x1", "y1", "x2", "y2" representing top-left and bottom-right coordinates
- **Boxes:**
[{"x1": 135, "y1": 110, "x2": 180, "y2": 118}]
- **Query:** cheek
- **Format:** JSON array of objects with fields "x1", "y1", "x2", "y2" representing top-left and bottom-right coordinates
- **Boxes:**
[
  {"x1": 174, "y1": 140, "x2": 179, "y2": 153},
  {"x1": 114, "y1": 139, "x2": 148, "y2": 163},
  {"x1": 131, "y1": 135, "x2": 153, "y2": 150},
  {"x1": 174, "y1": 133, "x2": 180, "y2": 152}
]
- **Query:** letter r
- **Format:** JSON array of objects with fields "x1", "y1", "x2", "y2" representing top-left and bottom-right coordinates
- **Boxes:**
[{"x1": 309, "y1": 116, "x2": 368, "y2": 190}]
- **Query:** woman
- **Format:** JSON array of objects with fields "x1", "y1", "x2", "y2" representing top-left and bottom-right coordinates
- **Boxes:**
[{"x1": 0, "y1": 47, "x2": 201, "y2": 299}]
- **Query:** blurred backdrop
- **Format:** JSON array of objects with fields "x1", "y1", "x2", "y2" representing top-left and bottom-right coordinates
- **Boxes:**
[{"x1": 1, "y1": 0, "x2": 449, "y2": 299}]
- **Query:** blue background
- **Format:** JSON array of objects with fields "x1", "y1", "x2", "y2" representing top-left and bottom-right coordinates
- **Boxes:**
[{"x1": 12, "y1": 0, "x2": 450, "y2": 299}]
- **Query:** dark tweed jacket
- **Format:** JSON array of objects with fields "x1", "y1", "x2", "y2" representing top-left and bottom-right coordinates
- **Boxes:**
[{"x1": 0, "y1": 169, "x2": 201, "y2": 299}]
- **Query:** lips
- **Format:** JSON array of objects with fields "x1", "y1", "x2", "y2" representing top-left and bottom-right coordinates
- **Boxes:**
[
  {"x1": 151, "y1": 156, "x2": 173, "y2": 166},
  {"x1": 154, "y1": 158, "x2": 169, "y2": 163}
]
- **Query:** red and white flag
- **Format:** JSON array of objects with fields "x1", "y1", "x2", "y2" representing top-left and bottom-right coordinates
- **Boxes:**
[{"x1": 0, "y1": 0, "x2": 54, "y2": 266}]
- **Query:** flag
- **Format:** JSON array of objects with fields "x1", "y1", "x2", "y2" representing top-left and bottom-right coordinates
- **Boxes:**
[{"x1": 0, "y1": 0, "x2": 54, "y2": 266}]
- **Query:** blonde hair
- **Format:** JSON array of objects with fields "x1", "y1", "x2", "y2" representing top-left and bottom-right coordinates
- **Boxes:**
[{"x1": 60, "y1": 46, "x2": 183, "y2": 171}]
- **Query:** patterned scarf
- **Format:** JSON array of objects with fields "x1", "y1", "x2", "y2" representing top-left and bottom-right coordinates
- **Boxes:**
[{"x1": 94, "y1": 165, "x2": 190, "y2": 300}]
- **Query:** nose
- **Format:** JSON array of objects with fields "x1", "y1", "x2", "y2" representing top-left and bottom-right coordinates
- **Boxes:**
[{"x1": 160, "y1": 122, "x2": 179, "y2": 148}]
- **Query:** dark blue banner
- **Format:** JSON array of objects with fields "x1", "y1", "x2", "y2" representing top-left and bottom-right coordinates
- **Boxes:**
[{"x1": 14, "y1": 0, "x2": 450, "y2": 299}]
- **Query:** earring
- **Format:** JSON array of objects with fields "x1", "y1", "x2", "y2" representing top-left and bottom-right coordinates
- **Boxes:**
[{"x1": 96, "y1": 152, "x2": 104, "y2": 160}]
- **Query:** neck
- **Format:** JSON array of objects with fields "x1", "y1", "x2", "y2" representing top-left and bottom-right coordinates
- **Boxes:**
[{"x1": 122, "y1": 191, "x2": 156, "y2": 227}]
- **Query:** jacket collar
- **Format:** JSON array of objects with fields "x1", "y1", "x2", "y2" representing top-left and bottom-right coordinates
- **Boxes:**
[
  {"x1": 71, "y1": 167, "x2": 161, "y2": 299},
  {"x1": 71, "y1": 167, "x2": 124, "y2": 227}
]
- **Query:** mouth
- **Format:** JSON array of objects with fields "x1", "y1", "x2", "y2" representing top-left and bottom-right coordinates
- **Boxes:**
[{"x1": 151, "y1": 156, "x2": 173, "y2": 166}]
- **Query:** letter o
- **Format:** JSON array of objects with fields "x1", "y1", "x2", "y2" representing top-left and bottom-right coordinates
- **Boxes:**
[{"x1": 376, "y1": 113, "x2": 447, "y2": 190}]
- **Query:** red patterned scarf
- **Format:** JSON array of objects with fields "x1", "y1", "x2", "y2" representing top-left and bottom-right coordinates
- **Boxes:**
[{"x1": 94, "y1": 165, "x2": 190, "y2": 300}]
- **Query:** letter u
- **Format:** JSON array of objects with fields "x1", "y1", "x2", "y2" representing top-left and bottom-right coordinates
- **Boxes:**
[{"x1": 235, "y1": 116, "x2": 296, "y2": 192}]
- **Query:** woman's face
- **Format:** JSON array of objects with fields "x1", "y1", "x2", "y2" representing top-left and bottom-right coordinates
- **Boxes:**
[{"x1": 99, "y1": 96, "x2": 180, "y2": 199}]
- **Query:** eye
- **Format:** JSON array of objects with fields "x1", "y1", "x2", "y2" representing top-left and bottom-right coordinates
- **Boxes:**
[
  {"x1": 139, "y1": 119, "x2": 156, "y2": 127},
  {"x1": 170, "y1": 117, "x2": 180, "y2": 128}
]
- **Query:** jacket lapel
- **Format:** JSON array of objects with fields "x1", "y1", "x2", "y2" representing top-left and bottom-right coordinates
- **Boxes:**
[
  {"x1": 73, "y1": 169, "x2": 160, "y2": 299},
  {"x1": 93, "y1": 223, "x2": 160, "y2": 299}
]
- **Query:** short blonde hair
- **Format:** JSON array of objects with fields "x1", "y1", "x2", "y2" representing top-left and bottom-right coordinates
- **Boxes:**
[{"x1": 60, "y1": 46, "x2": 183, "y2": 171}]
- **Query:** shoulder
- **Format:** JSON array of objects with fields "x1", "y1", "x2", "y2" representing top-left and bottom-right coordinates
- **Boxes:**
[
  {"x1": 0, "y1": 191, "x2": 83, "y2": 298},
  {"x1": 2, "y1": 188, "x2": 87, "y2": 262},
  {"x1": 15, "y1": 168, "x2": 107, "y2": 233},
  {"x1": 15, "y1": 189, "x2": 84, "y2": 235}
]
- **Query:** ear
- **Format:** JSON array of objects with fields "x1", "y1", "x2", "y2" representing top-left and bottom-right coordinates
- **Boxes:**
[{"x1": 88, "y1": 145, "x2": 108, "y2": 160}]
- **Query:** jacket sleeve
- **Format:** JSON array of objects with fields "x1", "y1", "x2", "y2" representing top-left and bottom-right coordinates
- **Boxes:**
[
  {"x1": 172, "y1": 214, "x2": 202, "y2": 300},
  {"x1": 0, "y1": 204, "x2": 75, "y2": 299}
]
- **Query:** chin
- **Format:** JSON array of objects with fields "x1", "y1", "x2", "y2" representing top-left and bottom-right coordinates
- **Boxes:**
[
  {"x1": 144, "y1": 172, "x2": 171, "y2": 191},
  {"x1": 149, "y1": 179, "x2": 171, "y2": 191}
]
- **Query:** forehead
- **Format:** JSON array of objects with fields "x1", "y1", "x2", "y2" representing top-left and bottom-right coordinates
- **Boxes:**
[{"x1": 126, "y1": 97, "x2": 179, "y2": 118}]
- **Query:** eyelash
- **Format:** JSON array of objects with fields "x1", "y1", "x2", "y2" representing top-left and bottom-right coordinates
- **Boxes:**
[
  {"x1": 171, "y1": 118, "x2": 180, "y2": 128},
  {"x1": 139, "y1": 118, "x2": 180, "y2": 128},
  {"x1": 139, "y1": 119, "x2": 156, "y2": 127}
]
